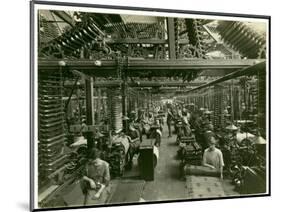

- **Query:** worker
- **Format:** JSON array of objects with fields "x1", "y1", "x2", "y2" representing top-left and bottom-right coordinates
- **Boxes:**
[
  {"x1": 185, "y1": 108, "x2": 191, "y2": 122},
  {"x1": 166, "y1": 107, "x2": 174, "y2": 137},
  {"x1": 148, "y1": 112, "x2": 154, "y2": 124},
  {"x1": 129, "y1": 110, "x2": 138, "y2": 123},
  {"x1": 181, "y1": 106, "x2": 191, "y2": 137},
  {"x1": 128, "y1": 123, "x2": 140, "y2": 142},
  {"x1": 126, "y1": 124, "x2": 141, "y2": 169},
  {"x1": 81, "y1": 148, "x2": 110, "y2": 205},
  {"x1": 202, "y1": 137, "x2": 224, "y2": 179},
  {"x1": 174, "y1": 107, "x2": 182, "y2": 135},
  {"x1": 182, "y1": 117, "x2": 192, "y2": 137},
  {"x1": 203, "y1": 123, "x2": 215, "y2": 150},
  {"x1": 193, "y1": 113, "x2": 204, "y2": 147}
]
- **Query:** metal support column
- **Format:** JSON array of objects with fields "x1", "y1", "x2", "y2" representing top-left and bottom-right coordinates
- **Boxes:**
[
  {"x1": 167, "y1": 18, "x2": 176, "y2": 59},
  {"x1": 120, "y1": 57, "x2": 128, "y2": 132},
  {"x1": 147, "y1": 89, "x2": 150, "y2": 112},
  {"x1": 121, "y1": 82, "x2": 127, "y2": 116},
  {"x1": 85, "y1": 77, "x2": 95, "y2": 150},
  {"x1": 96, "y1": 87, "x2": 101, "y2": 123}
]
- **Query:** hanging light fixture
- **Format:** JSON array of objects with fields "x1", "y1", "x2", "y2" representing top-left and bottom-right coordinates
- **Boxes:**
[
  {"x1": 253, "y1": 132, "x2": 266, "y2": 145},
  {"x1": 225, "y1": 123, "x2": 238, "y2": 131},
  {"x1": 204, "y1": 109, "x2": 212, "y2": 114}
]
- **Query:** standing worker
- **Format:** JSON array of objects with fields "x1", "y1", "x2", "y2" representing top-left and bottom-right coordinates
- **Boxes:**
[
  {"x1": 202, "y1": 137, "x2": 224, "y2": 179},
  {"x1": 167, "y1": 108, "x2": 174, "y2": 138}
]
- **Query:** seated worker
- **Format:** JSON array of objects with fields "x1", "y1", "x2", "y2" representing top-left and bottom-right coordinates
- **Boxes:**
[
  {"x1": 128, "y1": 123, "x2": 140, "y2": 142},
  {"x1": 202, "y1": 137, "x2": 224, "y2": 179},
  {"x1": 81, "y1": 148, "x2": 110, "y2": 205},
  {"x1": 147, "y1": 112, "x2": 154, "y2": 125},
  {"x1": 141, "y1": 114, "x2": 150, "y2": 136}
]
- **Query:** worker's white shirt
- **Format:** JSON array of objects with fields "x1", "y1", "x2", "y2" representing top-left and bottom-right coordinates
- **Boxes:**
[
  {"x1": 186, "y1": 112, "x2": 191, "y2": 121},
  {"x1": 203, "y1": 147, "x2": 224, "y2": 171}
]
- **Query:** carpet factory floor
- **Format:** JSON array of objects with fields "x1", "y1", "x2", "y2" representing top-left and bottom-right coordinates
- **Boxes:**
[
  {"x1": 61, "y1": 125, "x2": 239, "y2": 207},
  {"x1": 108, "y1": 125, "x2": 239, "y2": 204}
]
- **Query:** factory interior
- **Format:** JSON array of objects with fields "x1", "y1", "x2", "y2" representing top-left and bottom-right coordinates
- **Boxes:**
[{"x1": 37, "y1": 10, "x2": 267, "y2": 208}]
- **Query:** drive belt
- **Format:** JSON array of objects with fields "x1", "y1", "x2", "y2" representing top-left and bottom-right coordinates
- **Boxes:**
[
  {"x1": 41, "y1": 151, "x2": 66, "y2": 162},
  {"x1": 39, "y1": 111, "x2": 64, "y2": 118},
  {"x1": 39, "y1": 103, "x2": 63, "y2": 110},
  {"x1": 39, "y1": 128, "x2": 64, "y2": 139},
  {"x1": 39, "y1": 125, "x2": 64, "y2": 134},
  {"x1": 39, "y1": 99, "x2": 62, "y2": 104},
  {"x1": 40, "y1": 133, "x2": 65, "y2": 143},
  {"x1": 39, "y1": 140, "x2": 64, "y2": 151},
  {"x1": 40, "y1": 120, "x2": 64, "y2": 128},
  {"x1": 43, "y1": 154, "x2": 68, "y2": 171},
  {"x1": 39, "y1": 116, "x2": 63, "y2": 124},
  {"x1": 39, "y1": 107, "x2": 63, "y2": 114},
  {"x1": 39, "y1": 94, "x2": 63, "y2": 99}
]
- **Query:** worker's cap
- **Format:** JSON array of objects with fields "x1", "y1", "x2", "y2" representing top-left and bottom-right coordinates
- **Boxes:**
[
  {"x1": 204, "y1": 110, "x2": 212, "y2": 114},
  {"x1": 225, "y1": 124, "x2": 238, "y2": 131}
]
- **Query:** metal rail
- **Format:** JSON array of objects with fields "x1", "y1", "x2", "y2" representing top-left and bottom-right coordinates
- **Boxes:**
[
  {"x1": 39, "y1": 59, "x2": 263, "y2": 73},
  {"x1": 63, "y1": 80, "x2": 206, "y2": 88},
  {"x1": 182, "y1": 61, "x2": 265, "y2": 94}
]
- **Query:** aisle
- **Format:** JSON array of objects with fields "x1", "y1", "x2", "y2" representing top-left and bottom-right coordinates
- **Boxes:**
[
  {"x1": 108, "y1": 124, "x2": 187, "y2": 204},
  {"x1": 141, "y1": 125, "x2": 187, "y2": 201}
]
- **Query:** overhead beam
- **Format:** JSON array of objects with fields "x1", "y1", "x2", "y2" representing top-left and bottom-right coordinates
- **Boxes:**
[
  {"x1": 64, "y1": 80, "x2": 207, "y2": 88},
  {"x1": 126, "y1": 59, "x2": 260, "y2": 70},
  {"x1": 105, "y1": 38, "x2": 189, "y2": 44},
  {"x1": 116, "y1": 81, "x2": 205, "y2": 88},
  {"x1": 183, "y1": 61, "x2": 266, "y2": 94},
  {"x1": 64, "y1": 79, "x2": 255, "y2": 90},
  {"x1": 38, "y1": 59, "x2": 264, "y2": 77}
]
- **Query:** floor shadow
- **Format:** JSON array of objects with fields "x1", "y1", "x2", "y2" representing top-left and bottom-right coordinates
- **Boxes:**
[
  {"x1": 16, "y1": 202, "x2": 29, "y2": 211},
  {"x1": 173, "y1": 154, "x2": 180, "y2": 160},
  {"x1": 122, "y1": 175, "x2": 141, "y2": 180},
  {"x1": 168, "y1": 163, "x2": 182, "y2": 180},
  {"x1": 167, "y1": 141, "x2": 178, "y2": 146}
]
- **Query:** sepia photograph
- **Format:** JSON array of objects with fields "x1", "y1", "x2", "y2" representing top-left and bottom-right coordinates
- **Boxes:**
[{"x1": 31, "y1": 1, "x2": 270, "y2": 210}]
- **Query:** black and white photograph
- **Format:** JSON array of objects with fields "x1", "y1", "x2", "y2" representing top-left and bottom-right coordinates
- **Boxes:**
[{"x1": 30, "y1": 1, "x2": 270, "y2": 210}]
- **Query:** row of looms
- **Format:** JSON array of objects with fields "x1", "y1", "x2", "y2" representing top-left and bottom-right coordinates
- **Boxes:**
[{"x1": 37, "y1": 9, "x2": 267, "y2": 207}]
